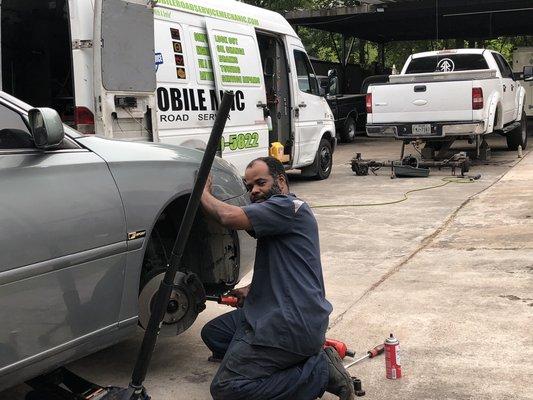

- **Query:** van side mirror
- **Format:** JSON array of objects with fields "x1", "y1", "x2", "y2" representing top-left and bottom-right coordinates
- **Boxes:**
[
  {"x1": 328, "y1": 69, "x2": 337, "y2": 78},
  {"x1": 524, "y1": 66, "x2": 533, "y2": 81},
  {"x1": 28, "y1": 108, "x2": 65, "y2": 150}
]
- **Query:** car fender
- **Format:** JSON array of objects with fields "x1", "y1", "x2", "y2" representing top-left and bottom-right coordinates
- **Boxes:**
[{"x1": 487, "y1": 92, "x2": 503, "y2": 132}]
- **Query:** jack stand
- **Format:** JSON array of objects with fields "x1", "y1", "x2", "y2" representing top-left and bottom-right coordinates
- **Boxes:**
[
  {"x1": 25, "y1": 367, "x2": 138, "y2": 400},
  {"x1": 475, "y1": 136, "x2": 491, "y2": 161},
  {"x1": 479, "y1": 137, "x2": 491, "y2": 161},
  {"x1": 421, "y1": 145, "x2": 435, "y2": 160}
]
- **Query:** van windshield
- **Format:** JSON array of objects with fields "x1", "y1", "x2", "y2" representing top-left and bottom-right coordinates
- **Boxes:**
[{"x1": 405, "y1": 54, "x2": 489, "y2": 74}]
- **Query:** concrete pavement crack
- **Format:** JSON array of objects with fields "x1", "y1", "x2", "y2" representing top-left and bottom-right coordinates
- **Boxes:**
[{"x1": 327, "y1": 152, "x2": 529, "y2": 331}]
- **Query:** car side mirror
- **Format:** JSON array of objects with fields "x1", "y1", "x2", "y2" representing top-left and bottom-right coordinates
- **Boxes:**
[
  {"x1": 327, "y1": 69, "x2": 337, "y2": 78},
  {"x1": 28, "y1": 108, "x2": 65, "y2": 150},
  {"x1": 524, "y1": 66, "x2": 533, "y2": 81}
]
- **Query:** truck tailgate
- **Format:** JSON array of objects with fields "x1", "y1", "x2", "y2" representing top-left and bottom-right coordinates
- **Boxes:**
[{"x1": 369, "y1": 81, "x2": 474, "y2": 123}]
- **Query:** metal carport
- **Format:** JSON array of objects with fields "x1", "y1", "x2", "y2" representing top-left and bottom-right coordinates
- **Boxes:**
[
  {"x1": 286, "y1": 0, "x2": 533, "y2": 92},
  {"x1": 285, "y1": 0, "x2": 533, "y2": 43}
]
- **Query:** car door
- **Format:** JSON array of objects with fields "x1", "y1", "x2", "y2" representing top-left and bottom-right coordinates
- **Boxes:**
[
  {"x1": 289, "y1": 46, "x2": 327, "y2": 167},
  {"x1": 493, "y1": 53, "x2": 516, "y2": 124},
  {"x1": 0, "y1": 98, "x2": 127, "y2": 374}
]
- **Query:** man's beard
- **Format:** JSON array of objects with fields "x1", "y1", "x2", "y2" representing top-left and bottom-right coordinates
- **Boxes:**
[{"x1": 251, "y1": 181, "x2": 282, "y2": 203}]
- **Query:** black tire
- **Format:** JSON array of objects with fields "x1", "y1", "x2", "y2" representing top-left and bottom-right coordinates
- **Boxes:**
[
  {"x1": 507, "y1": 111, "x2": 528, "y2": 151},
  {"x1": 303, "y1": 138, "x2": 333, "y2": 180},
  {"x1": 340, "y1": 116, "x2": 356, "y2": 143}
]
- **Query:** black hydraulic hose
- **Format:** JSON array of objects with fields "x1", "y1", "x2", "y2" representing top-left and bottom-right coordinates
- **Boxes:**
[{"x1": 128, "y1": 91, "x2": 235, "y2": 395}]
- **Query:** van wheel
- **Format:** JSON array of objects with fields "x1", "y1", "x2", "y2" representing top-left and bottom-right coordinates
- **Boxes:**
[
  {"x1": 340, "y1": 117, "x2": 356, "y2": 143},
  {"x1": 303, "y1": 138, "x2": 332, "y2": 180},
  {"x1": 507, "y1": 111, "x2": 528, "y2": 151}
]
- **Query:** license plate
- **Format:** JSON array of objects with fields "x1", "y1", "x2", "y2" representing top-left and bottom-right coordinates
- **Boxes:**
[{"x1": 412, "y1": 124, "x2": 432, "y2": 135}]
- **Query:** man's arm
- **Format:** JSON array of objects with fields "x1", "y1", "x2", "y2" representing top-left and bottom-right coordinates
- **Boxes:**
[{"x1": 201, "y1": 183, "x2": 252, "y2": 231}]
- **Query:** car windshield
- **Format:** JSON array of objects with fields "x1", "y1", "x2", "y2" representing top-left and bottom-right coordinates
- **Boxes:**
[{"x1": 405, "y1": 54, "x2": 489, "y2": 74}]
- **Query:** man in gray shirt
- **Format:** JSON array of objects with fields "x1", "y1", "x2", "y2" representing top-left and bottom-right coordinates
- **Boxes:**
[{"x1": 200, "y1": 156, "x2": 355, "y2": 400}]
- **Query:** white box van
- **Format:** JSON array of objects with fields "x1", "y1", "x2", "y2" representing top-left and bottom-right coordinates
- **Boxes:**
[
  {"x1": 513, "y1": 47, "x2": 533, "y2": 117},
  {"x1": 0, "y1": 0, "x2": 336, "y2": 177}
]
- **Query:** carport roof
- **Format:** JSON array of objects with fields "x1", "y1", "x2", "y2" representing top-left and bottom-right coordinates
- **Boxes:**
[{"x1": 285, "y1": 0, "x2": 533, "y2": 42}]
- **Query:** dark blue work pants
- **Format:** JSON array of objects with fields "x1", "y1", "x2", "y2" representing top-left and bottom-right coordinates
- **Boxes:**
[{"x1": 201, "y1": 309, "x2": 329, "y2": 400}]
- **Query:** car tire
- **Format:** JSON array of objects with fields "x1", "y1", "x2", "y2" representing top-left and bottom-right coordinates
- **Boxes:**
[
  {"x1": 507, "y1": 111, "x2": 528, "y2": 151},
  {"x1": 340, "y1": 117, "x2": 356, "y2": 143},
  {"x1": 309, "y1": 138, "x2": 333, "y2": 180}
]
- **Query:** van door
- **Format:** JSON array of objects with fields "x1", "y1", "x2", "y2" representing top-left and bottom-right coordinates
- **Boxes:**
[
  {"x1": 94, "y1": 0, "x2": 158, "y2": 141},
  {"x1": 204, "y1": 18, "x2": 269, "y2": 168},
  {"x1": 289, "y1": 45, "x2": 328, "y2": 167}
]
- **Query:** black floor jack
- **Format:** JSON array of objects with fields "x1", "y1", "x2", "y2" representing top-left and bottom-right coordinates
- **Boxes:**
[{"x1": 25, "y1": 92, "x2": 236, "y2": 400}]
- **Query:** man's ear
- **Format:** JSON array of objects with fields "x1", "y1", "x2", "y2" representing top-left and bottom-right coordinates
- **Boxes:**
[{"x1": 277, "y1": 174, "x2": 288, "y2": 191}]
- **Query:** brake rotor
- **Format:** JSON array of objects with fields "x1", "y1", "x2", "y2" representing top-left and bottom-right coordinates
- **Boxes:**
[{"x1": 138, "y1": 271, "x2": 206, "y2": 336}]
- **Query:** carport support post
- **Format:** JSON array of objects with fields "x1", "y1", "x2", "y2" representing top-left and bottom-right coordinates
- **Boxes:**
[
  {"x1": 379, "y1": 42, "x2": 385, "y2": 72},
  {"x1": 126, "y1": 92, "x2": 235, "y2": 399}
]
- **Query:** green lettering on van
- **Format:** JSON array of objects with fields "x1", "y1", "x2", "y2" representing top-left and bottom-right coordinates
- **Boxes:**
[
  {"x1": 242, "y1": 76, "x2": 260, "y2": 84},
  {"x1": 220, "y1": 65, "x2": 241, "y2": 74},
  {"x1": 196, "y1": 46, "x2": 210, "y2": 56},
  {"x1": 157, "y1": 0, "x2": 260, "y2": 27},
  {"x1": 218, "y1": 55, "x2": 238, "y2": 64},
  {"x1": 222, "y1": 75, "x2": 242, "y2": 83},
  {"x1": 194, "y1": 32, "x2": 207, "y2": 43},
  {"x1": 200, "y1": 71, "x2": 214, "y2": 81},
  {"x1": 225, "y1": 46, "x2": 245, "y2": 55}
]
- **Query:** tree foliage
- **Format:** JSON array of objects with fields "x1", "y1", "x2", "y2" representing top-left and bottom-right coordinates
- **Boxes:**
[{"x1": 242, "y1": 0, "x2": 533, "y2": 69}]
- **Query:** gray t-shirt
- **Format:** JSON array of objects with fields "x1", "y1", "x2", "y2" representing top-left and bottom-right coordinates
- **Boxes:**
[{"x1": 242, "y1": 194, "x2": 332, "y2": 356}]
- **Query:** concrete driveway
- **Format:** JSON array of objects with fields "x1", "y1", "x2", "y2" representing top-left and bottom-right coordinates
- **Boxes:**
[{"x1": 3, "y1": 135, "x2": 532, "y2": 400}]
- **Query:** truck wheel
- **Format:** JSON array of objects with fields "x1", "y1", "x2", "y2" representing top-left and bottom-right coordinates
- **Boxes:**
[
  {"x1": 340, "y1": 117, "x2": 356, "y2": 143},
  {"x1": 507, "y1": 111, "x2": 528, "y2": 151},
  {"x1": 302, "y1": 138, "x2": 333, "y2": 180}
]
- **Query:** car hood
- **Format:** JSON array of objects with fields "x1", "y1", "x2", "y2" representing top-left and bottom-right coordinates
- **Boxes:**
[{"x1": 76, "y1": 136, "x2": 247, "y2": 201}]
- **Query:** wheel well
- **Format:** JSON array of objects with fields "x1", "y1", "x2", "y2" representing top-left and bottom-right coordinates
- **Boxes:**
[
  {"x1": 346, "y1": 111, "x2": 358, "y2": 124},
  {"x1": 140, "y1": 195, "x2": 239, "y2": 294},
  {"x1": 322, "y1": 131, "x2": 335, "y2": 151}
]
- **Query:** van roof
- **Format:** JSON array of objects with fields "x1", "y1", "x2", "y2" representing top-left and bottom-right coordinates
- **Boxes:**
[{"x1": 155, "y1": 0, "x2": 298, "y2": 37}]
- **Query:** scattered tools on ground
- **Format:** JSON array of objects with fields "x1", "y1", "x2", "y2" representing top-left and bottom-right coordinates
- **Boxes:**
[
  {"x1": 344, "y1": 344, "x2": 385, "y2": 370},
  {"x1": 350, "y1": 152, "x2": 471, "y2": 178},
  {"x1": 350, "y1": 139, "x2": 472, "y2": 178}
]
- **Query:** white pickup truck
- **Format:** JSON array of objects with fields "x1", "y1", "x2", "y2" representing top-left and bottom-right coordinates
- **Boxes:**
[{"x1": 366, "y1": 49, "x2": 530, "y2": 151}]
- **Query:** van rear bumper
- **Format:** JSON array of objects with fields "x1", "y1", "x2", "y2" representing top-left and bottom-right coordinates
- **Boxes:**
[{"x1": 366, "y1": 120, "x2": 485, "y2": 139}]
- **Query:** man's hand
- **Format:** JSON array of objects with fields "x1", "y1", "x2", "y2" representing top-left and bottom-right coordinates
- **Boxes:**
[
  {"x1": 200, "y1": 174, "x2": 252, "y2": 231},
  {"x1": 229, "y1": 284, "x2": 251, "y2": 308},
  {"x1": 204, "y1": 173, "x2": 213, "y2": 194}
]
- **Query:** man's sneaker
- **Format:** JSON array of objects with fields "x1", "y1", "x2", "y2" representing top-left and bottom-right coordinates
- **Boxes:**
[{"x1": 324, "y1": 346, "x2": 355, "y2": 400}]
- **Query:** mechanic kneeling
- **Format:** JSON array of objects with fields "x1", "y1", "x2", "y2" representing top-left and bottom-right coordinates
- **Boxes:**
[{"x1": 200, "y1": 157, "x2": 355, "y2": 400}]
